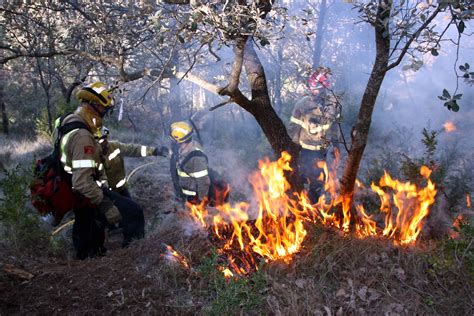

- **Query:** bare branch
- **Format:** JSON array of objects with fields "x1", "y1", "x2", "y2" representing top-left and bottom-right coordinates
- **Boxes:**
[
  {"x1": 386, "y1": 5, "x2": 442, "y2": 71},
  {"x1": 174, "y1": 71, "x2": 221, "y2": 95},
  {"x1": 0, "y1": 49, "x2": 74, "y2": 65},
  {"x1": 219, "y1": 36, "x2": 247, "y2": 95},
  {"x1": 209, "y1": 99, "x2": 233, "y2": 111}
]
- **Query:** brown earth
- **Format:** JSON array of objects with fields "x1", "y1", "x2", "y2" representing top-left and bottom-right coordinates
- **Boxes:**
[{"x1": 0, "y1": 158, "x2": 473, "y2": 315}]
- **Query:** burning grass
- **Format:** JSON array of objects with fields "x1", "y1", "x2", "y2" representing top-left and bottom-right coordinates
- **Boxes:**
[{"x1": 189, "y1": 151, "x2": 438, "y2": 276}]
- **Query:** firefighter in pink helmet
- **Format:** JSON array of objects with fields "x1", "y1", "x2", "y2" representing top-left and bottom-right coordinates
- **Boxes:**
[{"x1": 288, "y1": 66, "x2": 340, "y2": 203}]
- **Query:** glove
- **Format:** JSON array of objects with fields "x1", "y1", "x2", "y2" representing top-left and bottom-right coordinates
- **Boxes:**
[
  {"x1": 98, "y1": 196, "x2": 122, "y2": 225},
  {"x1": 152, "y1": 146, "x2": 170, "y2": 157}
]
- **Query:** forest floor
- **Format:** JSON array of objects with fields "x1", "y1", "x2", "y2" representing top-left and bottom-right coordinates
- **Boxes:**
[{"x1": 0, "y1": 140, "x2": 473, "y2": 315}]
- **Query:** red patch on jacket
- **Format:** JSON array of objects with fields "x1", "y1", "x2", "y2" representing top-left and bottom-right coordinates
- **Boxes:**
[{"x1": 84, "y1": 146, "x2": 94, "y2": 154}]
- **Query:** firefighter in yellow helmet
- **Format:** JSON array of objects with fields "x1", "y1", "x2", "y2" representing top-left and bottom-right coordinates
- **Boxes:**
[
  {"x1": 55, "y1": 82, "x2": 144, "y2": 259},
  {"x1": 97, "y1": 127, "x2": 169, "y2": 197},
  {"x1": 169, "y1": 121, "x2": 229, "y2": 206}
]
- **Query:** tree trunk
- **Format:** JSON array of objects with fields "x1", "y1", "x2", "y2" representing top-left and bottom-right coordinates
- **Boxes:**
[
  {"x1": 240, "y1": 40, "x2": 302, "y2": 189},
  {"x1": 1, "y1": 93, "x2": 8, "y2": 135},
  {"x1": 45, "y1": 91, "x2": 53, "y2": 133},
  {"x1": 241, "y1": 40, "x2": 298, "y2": 158},
  {"x1": 312, "y1": 0, "x2": 327, "y2": 69},
  {"x1": 0, "y1": 64, "x2": 8, "y2": 134},
  {"x1": 340, "y1": 1, "x2": 391, "y2": 200}
]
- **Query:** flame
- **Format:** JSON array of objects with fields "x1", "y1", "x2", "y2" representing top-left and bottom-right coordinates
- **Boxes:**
[
  {"x1": 161, "y1": 245, "x2": 190, "y2": 270},
  {"x1": 189, "y1": 152, "x2": 437, "y2": 274},
  {"x1": 449, "y1": 214, "x2": 465, "y2": 239},
  {"x1": 443, "y1": 121, "x2": 457, "y2": 133},
  {"x1": 371, "y1": 166, "x2": 437, "y2": 244},
  {"x1": 221, "y1": 267, "x2": 234, "y2": 279},
  {"x1": 467, "y1": 195, "x2": 472, "y2": 208}
]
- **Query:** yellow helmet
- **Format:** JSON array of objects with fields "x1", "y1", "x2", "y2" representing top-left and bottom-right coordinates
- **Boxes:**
[
  {"x1": 170, "y1": 121, "x2": 193, "y2": 143},
  {"x1": 76, "y1": 82, "x2": 114, "y2": 108}
]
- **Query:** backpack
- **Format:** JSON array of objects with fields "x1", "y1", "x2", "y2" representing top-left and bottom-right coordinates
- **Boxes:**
[{"x1": 30, "y1": 114, "x2": 90, "y2": 225}]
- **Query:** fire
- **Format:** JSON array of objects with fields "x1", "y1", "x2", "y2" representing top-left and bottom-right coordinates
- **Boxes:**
[
  {"x1": 188, "y1": 152, "x2": 437, "y2": 274},
  {"x1": 467, "y1": 195, "x2": 471, "y2": 208},
  {"x1": 161, "y1": 244, "x2": 191, "y2": 270},
  {"x1": 443, "y1": 121, "x2": 457, "y2": 132},
  {"x1": 371, "y1": 166, "x2": 437, "y2": 244}
]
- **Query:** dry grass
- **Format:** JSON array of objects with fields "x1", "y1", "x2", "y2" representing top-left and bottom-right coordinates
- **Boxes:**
[{"x1": 1, "y1": 135, "x2": 473, "y2": 315}]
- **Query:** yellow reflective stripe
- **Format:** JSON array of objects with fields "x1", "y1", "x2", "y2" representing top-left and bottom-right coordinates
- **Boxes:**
[
  {"x1": 98, "y1": 163, "x2": 104, "y2": 171},
  {"x1": 72, "y1": 159, "x2": 96, "y2": 168},
  {"x1": 64, "y1": 166, "x2": 72, "y2": 173},
  {"x1": 310, "y1": 123, "x2": 331, "y2": 133},
  {"x1": 141, "y1": 146, "x2": 147, "y2": 157},
  {"x1": 116, "y1": 178, "x2": 126, "y2": 188},
  {"x1": 182, "y1": 188, "x2": 196, "y2": 196},
  {"x1": 188, "y1": 169, "x2": 208, "y2": 178},
  {"x1": 60, "y1": 128, "x2": 80, "y2": 153},
  {"x1": 300, "y1": 141, "x2": 325, "y2": 151},
  {"x1": 177, "y1": 169, "x2": 208, "y2": 178},
  {"x1": 60, "y1": 128, "x2": 80, "y2": 168},
  {"x1": 108, "y1": 148, "x2": 121, "y2": 160},
  {"x1": 290, "y1": 116, "x2": 305, "y2": 127}
]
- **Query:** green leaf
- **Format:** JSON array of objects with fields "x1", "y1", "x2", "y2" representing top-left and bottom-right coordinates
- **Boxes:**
[
  {"x1": 438, "y1": 96, "x2": 447, "y2": 100},
  {"x1": 452, "y1": 102, "x2": 460, "y2": 112},
  {"x1": 453, "y1": 94, "x2": 463, "y2": 100},
  {"x1": 260, "y1": 37, "x2": 270, "y2": 47},
  {"x1": 178, "y1": 35, "x2": 185, "y2": 44},
  {"x1": 458, "y1": 20, "x2": 465, "y2": 34},
  {"x1": 459, "y1": 65, "x2": 466, "y2": 71},
  {"x1": 190, "y1": 22, "x2": 197, "y2": 31},
  {"x1": 431, "y1": 48, "x2": 439, "y2": 56},
  {"x1": 465, "y1": 63, "x2": 470, "y2": 70},
  {"x1": 402, "y1": 64, "x2": 412, "y2": 71},
  {"x1": 464, "y1": 73, "x2": 470, "y2": 79},
  {"x1": 442, "y1": 89, "x2": 451, "y2": 99}
]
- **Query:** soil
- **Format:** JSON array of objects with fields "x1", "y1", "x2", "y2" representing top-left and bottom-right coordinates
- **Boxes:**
[{"x1": 1, "y1": 157, "x2": 473, "y2": 315}]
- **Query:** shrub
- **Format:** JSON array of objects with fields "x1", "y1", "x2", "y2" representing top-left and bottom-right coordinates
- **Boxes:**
[{"x1": 0, "y1": 166, "x2": 48, "y2": 250}]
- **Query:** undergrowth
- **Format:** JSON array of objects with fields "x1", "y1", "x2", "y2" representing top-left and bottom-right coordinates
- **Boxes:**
[
  {"x1": 0, "y1": 166, "x2": 49, "y2": 250},
  {"x1": 198, "y1": 251, "x2": 267, "y2": 315}
]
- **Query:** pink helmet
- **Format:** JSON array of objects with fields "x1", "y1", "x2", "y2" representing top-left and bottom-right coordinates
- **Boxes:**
[{"x1": 307, "y1": 67, "x2": 332, "y2": 93}]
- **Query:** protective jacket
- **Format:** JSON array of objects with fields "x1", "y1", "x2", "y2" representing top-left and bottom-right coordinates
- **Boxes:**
[
  {"x1": 172, "y1": 139, "x2": 210, "y2": 201},
  {"x1": 288, "y1": 93, "x2": 339, "y2": 151},
  {"x1": 56, "y1": 113, "x2": 106, "y2": 205},
  {"x1": 103, "y1": 141, "x2": 156, "y2": 192}
]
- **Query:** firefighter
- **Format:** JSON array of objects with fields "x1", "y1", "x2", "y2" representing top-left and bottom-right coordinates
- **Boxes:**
[
  {"x1": 169, "y1": 121, "x2": 229, "y2": 206},
  {"x1": 97, "y1": 127, "x2": 169, "y2": 198},
  {"x1": 56, "y1": 82, "x2": 144, "y2": 259},
  {"x1": 288, "y1": 67, "x2": 340, "y2": 203}
]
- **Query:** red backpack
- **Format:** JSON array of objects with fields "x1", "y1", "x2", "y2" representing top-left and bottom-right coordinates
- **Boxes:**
[{"x1": 30, "y1": 115, "x2": 90, "y2": 225}]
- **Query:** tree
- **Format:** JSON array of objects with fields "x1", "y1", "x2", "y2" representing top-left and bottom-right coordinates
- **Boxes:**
[{"x1": 340, "y1": 0, "x2": 471, "y2": 209}]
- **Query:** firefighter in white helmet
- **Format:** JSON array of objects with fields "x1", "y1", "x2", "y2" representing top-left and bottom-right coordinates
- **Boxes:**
[
  {"x1": 288, "y1": 67, "x2": 340, "y2": 203},
  {"x1": 169, "y1": 121, "x2": 229, "y2": 206}
]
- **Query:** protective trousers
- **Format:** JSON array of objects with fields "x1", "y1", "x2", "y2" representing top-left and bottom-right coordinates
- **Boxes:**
[
  {"x1": 72, "y1": 206, "x2": 106, "y2": 260},
  {"x1": 298, "y1": 148, "x2": 327, "y2": 204},
  {"x1": 103, "y1": 190, "x2": 145, "y2": 247},
  {"x1": 72, "y1": 190, "x2": 145, "y2": 259}
]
